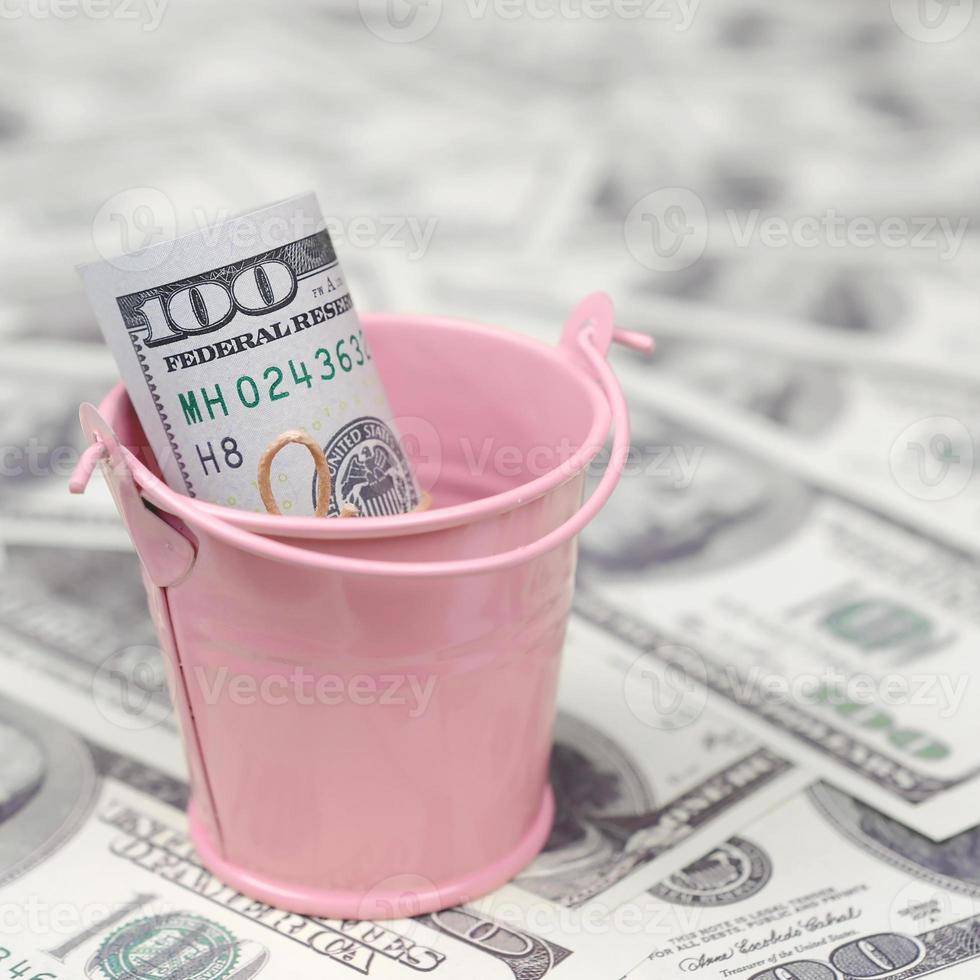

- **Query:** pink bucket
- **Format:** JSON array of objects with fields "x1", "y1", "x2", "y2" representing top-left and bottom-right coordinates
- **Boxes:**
[{"x1": 70, "y1": 293, "x2": 649, "y2": 919}]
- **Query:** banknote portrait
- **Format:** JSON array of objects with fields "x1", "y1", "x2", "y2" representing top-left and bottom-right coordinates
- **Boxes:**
[
  {"x1": 0, "y1": 694, "x2": 98, "y2": 886},
  {"x1": 579, "y1": 409, "x2": 813, "y2": 576}
]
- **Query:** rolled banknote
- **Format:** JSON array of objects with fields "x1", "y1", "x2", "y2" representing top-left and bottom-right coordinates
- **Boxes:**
[{"x1": 79, "y1": 192, "x2": 422, "y2": 517}]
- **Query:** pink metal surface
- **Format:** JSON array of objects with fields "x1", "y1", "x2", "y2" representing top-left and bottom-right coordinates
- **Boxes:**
[{"x1": 70, "y1": 294, "x2": 644, "y2": 918}]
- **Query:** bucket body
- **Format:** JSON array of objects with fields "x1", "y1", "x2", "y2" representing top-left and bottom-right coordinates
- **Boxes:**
[
  {"x1": 74, "y1": 297, "x2": 644, "y2": 918},
  {"x1": 173, "y1": 496, "x2": 574, "y2": 915}
]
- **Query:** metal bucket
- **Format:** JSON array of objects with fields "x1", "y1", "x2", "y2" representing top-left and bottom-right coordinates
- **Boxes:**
[{"x1": 70, "y1": 293, "x2": 649, "y2": 918}]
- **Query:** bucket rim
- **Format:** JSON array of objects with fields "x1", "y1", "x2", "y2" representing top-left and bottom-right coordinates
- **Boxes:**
[{"x1": 111, "y1": 312, "x2": 613, "y2": 540}]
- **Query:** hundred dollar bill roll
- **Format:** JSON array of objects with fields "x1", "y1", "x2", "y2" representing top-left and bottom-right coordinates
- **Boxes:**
[{"x1": 80, "y1": 193, "x2": 422, "y2": 517}]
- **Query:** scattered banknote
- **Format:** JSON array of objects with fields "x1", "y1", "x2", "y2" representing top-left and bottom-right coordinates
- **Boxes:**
[
  {"x1": 0, "y1": 690, "x2": 554, "y2": 980},
  {"x1": 576, "y1": 403, "x2": 980, "y2": 840},
  {"x1": 625, "y1": 781, "x2": 980, "y2": 979},
  {"x1": 622, "y1": 260, "x2": 980, "y2": 381},
  {"x1": 640, "y1": 330, "x2": 980, "y2": 554},
  {"x1": 2, "y1": 1, "x2": 980, "y2": 979},
  {"x1": 0, "y1": 129, "x2": 265, "y2": 323},
  {"x1": 0, "y1": 597, "x2": 807, "y2": 979}
]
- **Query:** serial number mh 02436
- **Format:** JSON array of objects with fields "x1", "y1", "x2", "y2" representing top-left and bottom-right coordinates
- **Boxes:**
[{"x1": 176, "y1": 330, "x2": 372, "y2": 428}]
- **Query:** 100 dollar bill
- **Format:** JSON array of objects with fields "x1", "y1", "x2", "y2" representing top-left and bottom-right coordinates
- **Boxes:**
[
  {"x1": 639, "y1": 329, "x2": 980, "y2": 558},
  {"x1": 577, "y1": 405, "x2": 980, "y2": 840},
  {"x1": 626, "y1": 781, "x2": 980, "y2": 980},
  {"x1": 79, "y1": 193, "x2": 420, "y2": 517}
]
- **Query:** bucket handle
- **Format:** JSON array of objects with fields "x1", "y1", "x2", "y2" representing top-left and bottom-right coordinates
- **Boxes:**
[{"x1": 79, "y1": 323, "x2": 641, "y2": 578}]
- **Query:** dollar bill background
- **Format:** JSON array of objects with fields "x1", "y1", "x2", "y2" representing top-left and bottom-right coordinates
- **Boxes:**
[{"x1": 2, "y1": 0, "x2": 980, "y2": 978}]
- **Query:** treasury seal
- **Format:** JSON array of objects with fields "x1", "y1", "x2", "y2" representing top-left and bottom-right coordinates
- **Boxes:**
[
  {"x1": 650, "y1": 836, "x2": 772, "y2": 906},
  {"x1": 318, "y1": 415, "x2": 420, "y2": 516},
  {"x1": 91, "y1": 912, "x2": 239, "y2": 980}
]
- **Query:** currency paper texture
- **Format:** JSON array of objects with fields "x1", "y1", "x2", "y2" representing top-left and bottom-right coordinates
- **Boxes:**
[
  {"x1": 0, "y1": 603, "x2": 804, "y2": 980},
  {"x1": 3, "y1": 3, "x2": 980, "y2": 979},
  {"x1": 79, "y1": 193, "x2": 421, "y2": 517},
  {"x1": 626, "y1": 782, "x2": 980, "y2": 980},
  {"x1": 576, "y1": 405, "x2": 980, "y2": 841}
]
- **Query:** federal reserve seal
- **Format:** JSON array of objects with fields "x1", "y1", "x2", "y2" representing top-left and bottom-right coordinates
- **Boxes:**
[
  {"x1": 316, "y1": 415, "x2": 419, "y2": 516},
  {"x1": 650, "y1": 836, "x2": 772, "y2": 906},
  {"x1": 91, "y1": 913, "x2": 239, "y2": 980}
]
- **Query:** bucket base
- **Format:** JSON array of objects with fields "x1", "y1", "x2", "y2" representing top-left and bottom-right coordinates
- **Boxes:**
[{"x1": 187, "y1": 787, "x2": 555, "y2": 920}]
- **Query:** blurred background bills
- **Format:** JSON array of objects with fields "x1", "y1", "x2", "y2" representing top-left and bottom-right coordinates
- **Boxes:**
[{"x1": 2, "y1": 1, "x2": 980, "y2": 979}]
